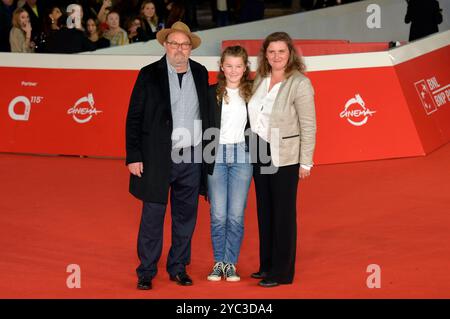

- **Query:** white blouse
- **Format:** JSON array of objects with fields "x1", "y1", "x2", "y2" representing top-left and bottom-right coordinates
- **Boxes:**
[
  {"x1": 248, "y1": 76, "x2": 282, "y2": 143},
  {"x1": 219, "y1": 87, "x2": 247, "y2": 144},
  {"x1": 248, "y1": 76, "x2": 312, "y2": 170}
]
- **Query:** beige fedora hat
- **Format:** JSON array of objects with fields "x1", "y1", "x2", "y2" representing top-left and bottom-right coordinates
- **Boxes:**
[{"x1": 156, "y1": 21, "x2": 201, "y2": 49}]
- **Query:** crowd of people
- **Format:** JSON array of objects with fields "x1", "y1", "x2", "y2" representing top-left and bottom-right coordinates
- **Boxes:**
[
  {"x1": 0, "y1": 0, "x2": 187, "y2": 53},
  {"x1": 1, "y1": 0, "x2": 443, "y2": 54},
  {"x1": 0, "y1": 0, "x2": 369, "y2": 54}
]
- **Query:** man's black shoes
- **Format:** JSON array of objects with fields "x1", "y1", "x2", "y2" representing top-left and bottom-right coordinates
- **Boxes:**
[
  {"x1": 137, "y1": 277, "x2": 152, "y2": 290},
  {"x1": 138, "y1": 272, "x2": 193, "y2": 289},
  {"x1": 170, "y1": 272, "x2": 193, "y2": 286}
]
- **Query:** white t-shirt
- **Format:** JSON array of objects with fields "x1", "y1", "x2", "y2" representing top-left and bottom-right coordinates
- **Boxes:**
[{"x1": 219, "y1": 87, "x2": 247, "y2": 144}]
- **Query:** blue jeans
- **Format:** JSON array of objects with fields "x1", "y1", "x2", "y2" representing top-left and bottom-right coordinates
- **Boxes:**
[{"x1": 208, "y1": 142, "x2": 253, "y2": 264}]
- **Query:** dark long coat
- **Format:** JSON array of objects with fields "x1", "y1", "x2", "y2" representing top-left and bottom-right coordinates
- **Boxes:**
[{"x1": 126, "y1": 55, "x2": 209, "y2": 203}]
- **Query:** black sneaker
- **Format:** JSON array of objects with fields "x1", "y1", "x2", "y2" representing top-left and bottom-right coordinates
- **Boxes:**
[
  {"x1": 224, "y1": 263, "x2": 240, "y2": 282},
  {"x1": 207, "y1": 262, "x2": 224, "y2": 281}
]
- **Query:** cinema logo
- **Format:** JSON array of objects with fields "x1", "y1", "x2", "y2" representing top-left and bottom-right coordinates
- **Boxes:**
[
  {"x1": 67, "y1": 93, "x2": 102, "y2": 124},
  {"x1": 414, "y1": 77, "x2": 449, "y2": 115},
  {"x1": 340, "y1": 94, "x2": 376, "y2": 126}
]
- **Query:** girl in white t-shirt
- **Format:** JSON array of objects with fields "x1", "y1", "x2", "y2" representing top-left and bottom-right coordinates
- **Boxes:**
[{"x1": 206, "y1": 46, "x2": 253, "y2": 282}]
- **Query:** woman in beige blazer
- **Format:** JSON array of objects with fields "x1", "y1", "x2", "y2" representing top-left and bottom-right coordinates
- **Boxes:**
[{"x1": 248, "y1": 32, "x2": 316, "y2": 287}]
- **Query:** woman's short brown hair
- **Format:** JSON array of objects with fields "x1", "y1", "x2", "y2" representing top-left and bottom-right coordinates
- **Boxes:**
[{"x1": 256, "y1": 32, "x2": 306, "y2": 78}]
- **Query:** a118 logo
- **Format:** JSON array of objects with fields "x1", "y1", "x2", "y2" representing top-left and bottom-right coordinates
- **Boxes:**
[{"x1": 8, "y1": 95, "x2": 44, "y2": 121}]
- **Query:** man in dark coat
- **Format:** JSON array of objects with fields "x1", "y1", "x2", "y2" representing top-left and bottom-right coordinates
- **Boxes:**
[
  {"x1": 125, "y1": 21, "x2": 209, "y2": 290},
  {"x1": 405, "y1": 0, "x2": 443, "y2": 41}
]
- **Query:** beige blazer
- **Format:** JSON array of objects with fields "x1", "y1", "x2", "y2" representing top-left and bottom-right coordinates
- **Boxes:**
[
  {"x1": 9, "y1": 27, "x2": 34, "y2": 53},
  {"x1": 252, "y1": 71, "x2": 316, "y2": 167}
]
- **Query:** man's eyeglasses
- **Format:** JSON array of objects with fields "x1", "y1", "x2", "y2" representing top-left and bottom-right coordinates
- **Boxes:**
[{"x1": 166, "y1": 41, "x2": 192, "y2": 50}]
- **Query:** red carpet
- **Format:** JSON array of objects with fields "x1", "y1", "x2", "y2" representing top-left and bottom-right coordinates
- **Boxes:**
[{"x1": 1, "y1": 144, "x2": 449, "y2": 299}]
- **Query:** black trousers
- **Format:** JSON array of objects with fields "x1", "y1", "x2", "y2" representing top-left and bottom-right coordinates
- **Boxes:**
[
  {"x1": 136, "y1": 151, "x2": 201, "y2": 279},
  {"x1": 253, "y1": 136, "x2": 299, "y2": 284}
]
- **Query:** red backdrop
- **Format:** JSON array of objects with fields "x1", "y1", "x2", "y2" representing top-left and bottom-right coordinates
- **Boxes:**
[{"x1": 0, "y1": 45, "x2": 449, "y2": 164}]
